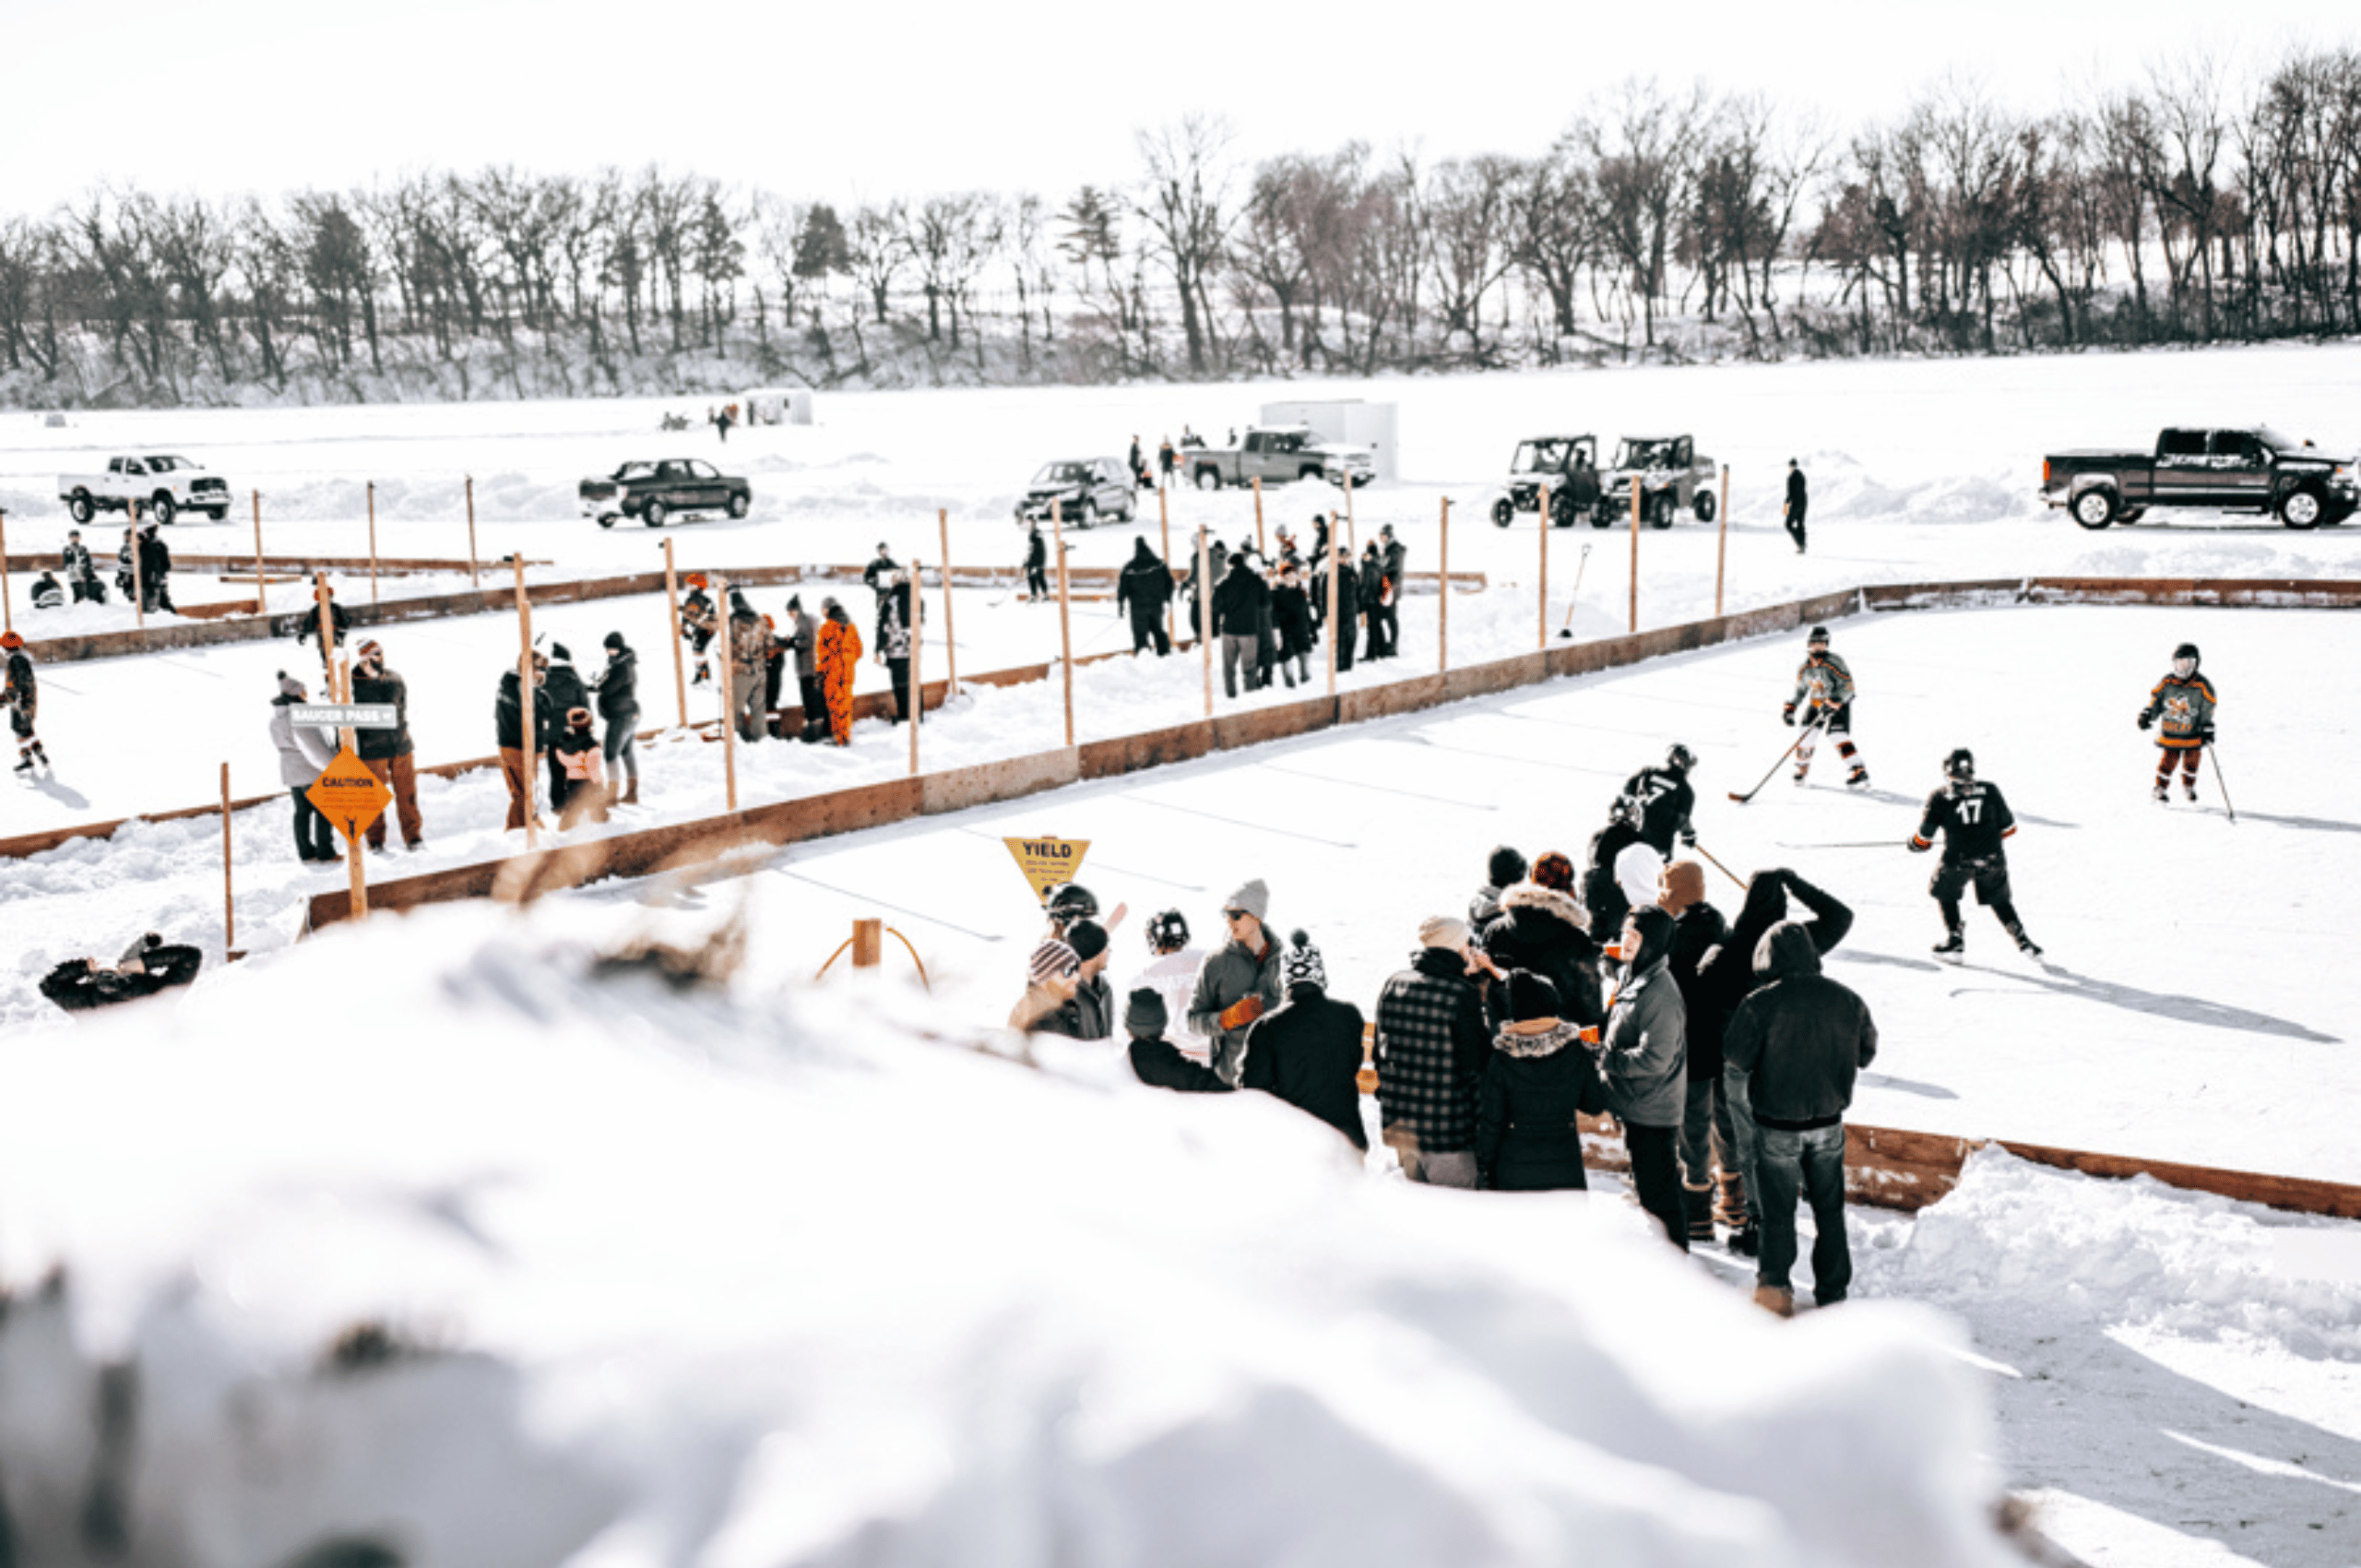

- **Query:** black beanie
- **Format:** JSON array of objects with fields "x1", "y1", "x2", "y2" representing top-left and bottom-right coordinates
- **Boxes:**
[
  {"x1": 1067, "y1": 919, "x2": 1109, "y2": 962},
  {"x1": 1124, "y1": 987, "x2": 1168, "y2": 1035},
  {"x1": 603, "y1": 631, "x2": 625, "y2": 651},
  {"x1": 551, "y1": 642, "x2": 572, "y2": 661},
  {"x1": 1487, "y1": 845, "x2": 1528, "y2": 887},
  {"x1": 1505, "y1": 968, "x2": 1561, "y2": 1023}
]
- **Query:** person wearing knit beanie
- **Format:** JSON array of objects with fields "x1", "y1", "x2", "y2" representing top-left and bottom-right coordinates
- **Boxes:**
[
  {"x1": 1658, "y1": 860, "x2": 1707, "y2": 918},
  {"x1": 1192, "y1": 879, "x2": 1281, "y2": 1086},
  {"x1": 1281, "y1": 932, "x2": 1327, "y2": 991},
  {"x1": 1418, "y1": 914, "x2": 1470, "y2": 952},
  {"x1": 1238, "y1": 929, "x2": 1368, "y2": 1150},
  {"x1": 1472, "y1": 845, "x2": 1529, "y2": 926},
  {"x1": 1126, "y1": 986, "x2": 1231, "y2": 1094}
]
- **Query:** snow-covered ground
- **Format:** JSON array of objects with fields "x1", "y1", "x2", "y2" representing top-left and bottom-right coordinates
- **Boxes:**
[{"x1": 5, "y1": 345, "x2": 2360, "y2": 1565}]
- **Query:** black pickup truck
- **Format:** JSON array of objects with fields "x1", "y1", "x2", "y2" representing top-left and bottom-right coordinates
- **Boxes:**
[{"x1": 2042, "y1": 426, "x2": 2358, "y2": 530}]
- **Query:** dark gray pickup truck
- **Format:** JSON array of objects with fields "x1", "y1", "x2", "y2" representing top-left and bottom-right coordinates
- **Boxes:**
[{"x1": 2042, "y1": 426, "x2": 2358, "y2": 530}]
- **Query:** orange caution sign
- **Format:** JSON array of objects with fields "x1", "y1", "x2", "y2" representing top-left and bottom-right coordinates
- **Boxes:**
[
  {"x1": 305, "y1": 744, "x2": 392, "y2": 843},
  {"x1": 1004, "y1": 836, "x2": 1089, "y2": 904}
]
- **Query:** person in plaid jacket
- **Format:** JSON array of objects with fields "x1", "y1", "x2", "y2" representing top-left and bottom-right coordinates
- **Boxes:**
[{"x1": 1375, "y1": 915, "x2": 1504, "y2": 1187}]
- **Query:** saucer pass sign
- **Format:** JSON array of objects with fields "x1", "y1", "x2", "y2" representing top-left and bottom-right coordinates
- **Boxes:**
[{"x1": 1005, "y1": 837, "x2": 1089, "y2": 904}]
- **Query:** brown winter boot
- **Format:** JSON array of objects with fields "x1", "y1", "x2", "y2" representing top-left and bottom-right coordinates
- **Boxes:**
[
  {"x1": 621, "y1": 780, "x2": 639, "y2": 806},
  {"x1": 1683, "y1": 1182, "x2": 1717, "y2": 1245},
  {"x1": 1713, "y1": 1170, "x2": 1748, "y2": 1229},
  {"x1": 1752, "y1": 1285, "x2": 1794, "y2": 1318}
]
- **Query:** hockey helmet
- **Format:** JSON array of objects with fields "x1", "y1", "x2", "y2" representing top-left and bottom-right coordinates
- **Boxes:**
[
  {"x1": 2172, "y1": 642, "x2": 2200, "y2": 678},
  {"x1": 1044, "y1": 882, "x2": 1099, "y2": 927},
  {"x1": 1942, "y1": 747, "x2": 1975, "y2": 782},
  {"x1": 0, "y1": 630, "x2": 20, "y2": 651},
  {"x1": 1807, "y1": 625, "x2": 1830, "y2": 647},
  {"x1": 1666, "y1": 742, "x2": 1697, "y2": 774},
  {"x1": 1146, "y1": 908, "x2": 1190, "y2": 951}
]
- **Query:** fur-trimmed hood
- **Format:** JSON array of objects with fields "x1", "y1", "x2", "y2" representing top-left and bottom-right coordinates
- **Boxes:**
[
  {"x1": 1501, "y1": 880, "x2": 1590, "y2": 932},
  {"x1": 1492, "y1": 1019, "x2": 1586, "y2": 1059}
]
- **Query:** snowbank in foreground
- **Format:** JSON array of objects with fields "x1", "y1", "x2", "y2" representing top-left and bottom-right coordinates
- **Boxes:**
[{"x1": 0, "y1": 905, "x2": 2014, "y2": 1568}]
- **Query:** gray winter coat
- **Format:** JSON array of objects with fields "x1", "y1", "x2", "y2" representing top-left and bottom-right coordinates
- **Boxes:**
[
  {"x1": 268, "y1": 698, "x2": 336, "y2": 787},
  {"x1": 1600, "y1": 956, "x2": 1687, "y2": 1128},
  {"x1": 787, "y1": 611, "x2": 817, "y2": 677},
  {"x1": 1188, "y1": 932, "x2": 1285, "y2": 1085}
]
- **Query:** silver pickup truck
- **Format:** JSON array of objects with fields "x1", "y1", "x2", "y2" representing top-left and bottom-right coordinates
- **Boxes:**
[{"x1": 1186, "y1": 426, "x2": 1375, "y2": 491}]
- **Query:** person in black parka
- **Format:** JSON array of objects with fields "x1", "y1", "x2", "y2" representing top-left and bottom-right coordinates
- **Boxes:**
[
  {"x1": 1475, "y1": 970, "x2": 1608, "y2": 1191},
  {"x1": 1126, "y1": 987, "x2": 1232, "y2": 1093},
  {"x1": 594, "y1": 632, "x2": 641, "y2": 805},
  {"x1": 1240, "y1": 932, "x2": 1368, "y2": 1150},
  {"x1": 1478, "y1": 851, "x2": 1604, "y2": 1031},
  {"x1": 1116, "y1": 537, "x2": 1174, "y2": 656},
  {"x1": 40, "y1": 932, "x2": 203, "y2": 1014},
  {"x1": 541, "y1": 643, "x2": 591, "y2": 805}
]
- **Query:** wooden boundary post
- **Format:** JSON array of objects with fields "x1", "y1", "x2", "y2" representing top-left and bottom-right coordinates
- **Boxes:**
[
  {"x1": 129, "y1": 499, "x2": 146, "y2": 629},
  {"x1": 1252, "y1": 475, "x2": 1265, "y2": 557},
  {"x1": 852, "y1": 917, "x2": 883, "y2": 969},
  {"x1": 1537, "y1": 482, "x2": 1551, "y2": 652},
  {"x1": 1438, "y1": 495, "x2": 1450, "y2": 673},
  {"x1": 1628, "y1": 476, "x2": 1641, "y2": 636},
  {"x1": 937, "y1": 508, "x2": 959, "y2": 696},
  {"x1": 661, "y1": 539, "x2": 688, "y2": 729},
  {"x1": 1052, "y1": 501, "x2": 1074, "y2": 747},
  {"x1": 1199, "y1": 526, "x2": 1215, "y2": 718},
  {"x1": 1343, "y1": 474, "x2": 1359, "y2": 659},
  {"x1": 1715, "y1": 464, "x2": 1731, "y2": 618},
  {"x1": 716, "y1": 575, "x2": 740, "y2": 811},
  {"x1": 465, "y1": 476, "x2": 481, "y2": 588},
  {"x1": 0, "y1": 507, "x2": 10, "y2": 635},
  {"x1": 514, "y1": 554, "x2": 538, "y2": 849},
  {"x1": 1158, "y1": 485, "x2": 1176, "y2": 647},
  {"x1": 251, "y1": 490, "x2": 267, "y2": 614},
  {"x1": 908, "y1": 559, "x2": 922, "y2": 778},
  {"x1": 1325, "y1": 517, "x2": 1341, "y2": 695},
  {"x1": 366, "y1": 481, "x2": 381, "y2": 605},
  {"x1": 219, "y1": 762, "x2": 239, "y2": 958}
]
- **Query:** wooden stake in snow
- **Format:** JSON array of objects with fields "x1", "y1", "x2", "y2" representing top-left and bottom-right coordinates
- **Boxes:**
[
  {"x1": 1537, "y1": 482, "x2": 1551, "y2": 652},
  {"x1": 936, "y1": 507, "x2": 959, "y2": 697},
  {"x1": 1252, "y1": 475, "x2": 1265, "y2": 558},
  {"x1": 366, "y1": 481, "x2": 380, "y2": 605},
  {"x1": 1628, "y1": 475, "x2": 1641, "y2": 635},
  {"x1": 1715, "y1": 465, "x2": 1730, "y2": 618},
  {"x1": 1052, "y1": 500, "x2": 1074, "y2": 748},
  {"x1": 1438, "y1": 495, "x2": 1450, "y2": 674},
  {"x1": 716, "y1": 574, "x2": 740, "y2": 812},
  {"x1": 0, "y1": 506, "x2": 11, "y2": 636},
  {"x1": 514, "y1": 554, "x2": 538, "y2": 850},
  {"x1": 251, "y1": 489, "x2": 267, "y2": 614},
  {"x1": 852, "y1": 918, "x2": 882, "y2": 969},
  {"x1": 466, "y1": 476, "x2": 481, "y2": 588},
  {"x1": 662, "y1": 538, "x2": 688, "y2": 729},
  {"x1": 219, "y1": 762, "x2": 239, "y2": 959},
  {"x1": 129, "y1": 498, "x2": 146, "y2": 630},
  {"x1": 908, "y1": 559, "x2": 922, "y2": 778},
  {"x1": 1200, "y1": 525, "x2": 1216, "y2": 718},
  {"x1": 1327, "y1": 512, "x2": 1341, "y2": 696}
]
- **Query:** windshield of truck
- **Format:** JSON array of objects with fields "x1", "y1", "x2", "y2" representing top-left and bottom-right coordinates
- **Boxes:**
[
  {"x1": 1615, "y1": 439, "x2": 1675, "y2": 470},
  {"x1": 143, "y1": 456, "x2": 189, "y2": 471},
  {"x1": 2252, "y1": 426, "x2": 2303, "y2": 455},
  {"x1": 1033, "y1": 462, "x2": 1093, "y2": 486}
]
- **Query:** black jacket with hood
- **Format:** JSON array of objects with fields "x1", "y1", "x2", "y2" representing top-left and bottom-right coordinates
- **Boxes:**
[
  {"x1": 1241, "y1": 982, "x2": 1369, "y2": 1149},
  {"x1": 1723, "y1": 921, "x2": 1878, "y2": 1130},
  {"x1": 1475, "y1": 1019, "x2": 1608, "y2": 1191},
  {"x1": 1694, "y1": 869, "x2": 1853, "y2": 1052},
  {"x1": 1117, "y1": 540, "x2": 1174, "y2": 622},
  {"x1": 1479, "y1": 883, "x2": 1604, "y2": 1029}
]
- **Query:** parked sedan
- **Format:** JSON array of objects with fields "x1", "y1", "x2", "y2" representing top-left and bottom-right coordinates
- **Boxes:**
[
  {"x1": 1014, "y1": 457, "x2": 1138, "y2": 528},
  {"x1": 580, "y1": 458, "x2": 753, "y2": 528}
]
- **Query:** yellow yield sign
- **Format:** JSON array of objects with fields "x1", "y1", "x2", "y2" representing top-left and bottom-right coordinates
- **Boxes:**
[{"x1": 1004, "y1": 836, "x2": 1089, "y2": 904}]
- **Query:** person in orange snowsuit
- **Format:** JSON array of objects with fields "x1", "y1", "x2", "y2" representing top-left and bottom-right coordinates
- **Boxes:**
[{"x1": 815, "y1": 596, "x2": 864, "y2": 745}]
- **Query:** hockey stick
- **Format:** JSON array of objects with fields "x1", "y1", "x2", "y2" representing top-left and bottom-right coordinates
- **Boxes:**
[
  {"x1": 1729, "y1": 718, "x2": 1827, "y2": 803},
  {"x1": 1774, "y1": 840, "x2": 1905, "y2": 849},
  {"x1": 2207, "y1": 742, "x2": 2236, "y2": 825},
  {"x1": 1554, "y1": 544, "x2": 1594, "y2": 637},
  {"x1": 1687, "y1": 842, "x2": 1747, "y2": 889}
]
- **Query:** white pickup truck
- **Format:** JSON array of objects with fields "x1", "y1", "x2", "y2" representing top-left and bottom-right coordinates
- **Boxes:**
[{"x1": 58, "y1": 455, "x2": 233, "y2": 525}]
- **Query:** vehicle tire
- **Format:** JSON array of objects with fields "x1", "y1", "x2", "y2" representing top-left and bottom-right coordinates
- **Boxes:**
[
  {"x1": 1078, "y1": 500, "x2": 1098, "y2": 529},
  {"x1": 727, "y1": 492, "x2": 750, "y2": 519},
  {"x1": 1299, "y1": 466, "x2": 1324, "y2": 483},
  {"x1": 206, "y1": 508, "x2": 229, "y2": 523},
  {"x1": 643, "y1": 500, "x2": 668, "y2": 528},
  {"x1": 1490, "y1": 497, "x2": 1515, "y2": 529},
  {"x1": 1693, "y1": 490, "x2": 1717, "y2": 523},
  {"x1": 67, "y1": 491, "x2": 94, "y2": 524},
  {"x1": 1550, "y1": 492, "x2": 1576, "y2": 528},
  {"x1": 2279, "y1": 486, "x2": 2325, "y2": 529},
  {"x1": 597, "y1": 512, "x2": 618, "y2": 529},
  {"x1": 2070, "y1": 489, "x2": 2117, "y2": 529},
  {"x1": 1647, "y1": 493, "x2": 1675, "y2": 529},
  {"x1": 1589, "y1": 505, "x2": 1615, "y2": 529},
  {"x1": 149, "y1": 493, "x2": 177, "y2": 526},
  {"x1": 1194, "y1": 468, "x2": 1221, "y2": 492},
  {"x1": 2115, "y1": 506, "x2": 2144, "y2": 524}
]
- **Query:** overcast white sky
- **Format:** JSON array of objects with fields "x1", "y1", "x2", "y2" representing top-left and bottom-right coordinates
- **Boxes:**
[{"x1": 2, "y1": 0, "x2": 2343, "y2": 213}]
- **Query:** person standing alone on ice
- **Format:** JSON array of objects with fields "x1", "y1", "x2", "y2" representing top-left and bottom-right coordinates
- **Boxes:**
[
  {"x1": 3, "y1": 631, "x2": 46, "y2": 778},
  {"x1": 2138, "y1": 642, "x2": 2216, "y2": 803},
  {"x1": 267, "y1": 671, "x2": 336, "y2": 861},
  {"x1": 1023, "y1": 524, "x2": 1050, "y2": 603},
  {"x1": 350, "y1": 640, "x2": 422, "y2": 853},
  {"x1": 1786, "y1": 626, "x2": 1869, "y2": 790},
  {"x1": 1117, "y1": 538, "x2": 1173, "y2": 656},
  {"x1": 1723, "y1": 918, "x2": 1878, "y2": 1316},
  {"x1": 1911, "y1": 748, "x2": 2040, "y2": 960},
  {"x1": 1189, "y1": 880, "x2": 1284, "y2": 1086},
  {"x1": 1783, "y1": 458, "x2": 1809, "y2": 554},
  {"x1": 815, "y1": 597, "x2": 862, "y2": 745}
]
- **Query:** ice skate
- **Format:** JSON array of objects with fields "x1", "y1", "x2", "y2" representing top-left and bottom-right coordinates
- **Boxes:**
[
  {"x1": 1792, "y1": 768, "x2": 1809, "y2": 786},
  {"x1": 2183, "y1": 778, "x2": 2199, "y2": 802},
  {"x1": 2009, "y1": 925, "x2": 2044, "y2": 959},
  {"x1": 1932, "y1": 931, "x2": 1964, "y2": 962},
  {"x1": 2152, "y1": 778, "x2": 2169, "y2": 802},
  {"x1": 1845, "y1": 767, "x2": 1869, "y2": 790},
  {"x1": 12, "y1": 755, "x2": 31, "y2": 778}
]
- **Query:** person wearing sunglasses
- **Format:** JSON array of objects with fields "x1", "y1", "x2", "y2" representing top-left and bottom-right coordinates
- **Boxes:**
[{"x1": 1187, "y1": 880, "x2": 1282, "y2": 1086}]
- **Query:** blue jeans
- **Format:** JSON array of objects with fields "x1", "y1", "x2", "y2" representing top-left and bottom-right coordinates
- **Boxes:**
[
  {"x1": 1721, "y1": 1063, "x2": 1762, "y2": 1226},
  {"x1": 1755, "y1": 1123, "x2": 1851, "y2": 1301}
]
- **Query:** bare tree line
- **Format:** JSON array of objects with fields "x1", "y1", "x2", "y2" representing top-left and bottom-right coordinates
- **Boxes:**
[{"x1": 5, "y1": 45, "x2": 2361, "y2": 404}]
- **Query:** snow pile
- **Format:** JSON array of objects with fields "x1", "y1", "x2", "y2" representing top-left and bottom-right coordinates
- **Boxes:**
[
  {"x1": 0, "y1": 905, "x2": 2016, "y2": 1567},
  {"x1": 1805, "y1": 454, "x2": 2040, "y2": 529},
  {"x1": 1861, "y1": 1146, "x2": 2361, "y2": 1360}
]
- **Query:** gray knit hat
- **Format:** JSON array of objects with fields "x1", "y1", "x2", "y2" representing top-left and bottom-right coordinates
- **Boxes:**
[
  {"x1": 1124, "y1": 987, "x2": 1168, "y2": 1035},
  {"x1": 1225, "y1": 879, "x2": 1270, "y2": 921}
]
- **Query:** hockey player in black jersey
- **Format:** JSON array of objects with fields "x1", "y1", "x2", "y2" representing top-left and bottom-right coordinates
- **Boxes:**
[
  {"x1": 1617, "y1": 743, "x2": 1700, "y2": 858},
  {"x1": 1910, "y1": 749, "x2": 2038, "y2": 960}
]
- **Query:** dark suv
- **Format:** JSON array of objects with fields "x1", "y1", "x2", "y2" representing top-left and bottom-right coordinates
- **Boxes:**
[{"x1": 580, "y1": 458, "x2": 753, "y2": 528}]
